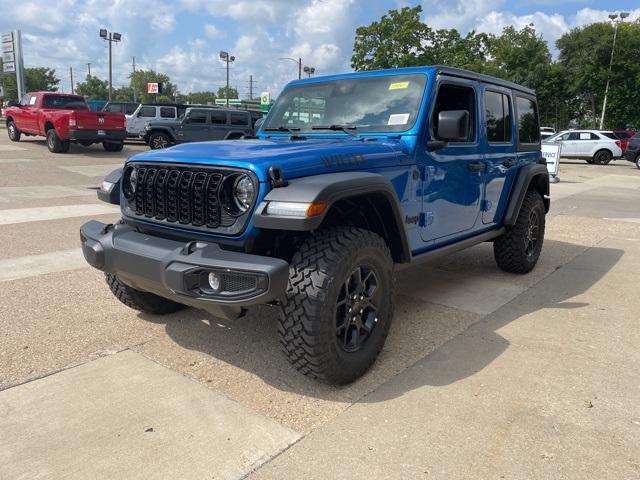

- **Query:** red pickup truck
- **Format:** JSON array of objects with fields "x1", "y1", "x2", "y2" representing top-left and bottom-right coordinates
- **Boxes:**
[{"x1": 5, "y1": 92, "x2": 126, "y2": 153}]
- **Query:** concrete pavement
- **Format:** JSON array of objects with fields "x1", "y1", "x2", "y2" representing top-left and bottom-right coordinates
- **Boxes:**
[{"x1": 1, "y1": 130, "x2": 639, "y2": 479}]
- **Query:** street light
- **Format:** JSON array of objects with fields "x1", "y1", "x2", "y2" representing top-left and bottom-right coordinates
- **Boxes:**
[
  {"x1": 303, "y1": 66, "x2": 316, "y2": 78},
  {"x1": 280, "y1": 57, "x2": 302, "y2": 80},
  {"x1": 219, "y1": 50, "x2": 235, "y2": 107},
  {"x1": 599, "y1": 12, "x2": 630, "y2": 129},
  {"x1": 99, "y1": 28, "x2": 122, "y2": 101}
]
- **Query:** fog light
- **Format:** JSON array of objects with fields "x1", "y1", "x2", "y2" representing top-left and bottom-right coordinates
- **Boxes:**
[{"x1": 208, "y1": 272, "x2": 221, "y2": 291}]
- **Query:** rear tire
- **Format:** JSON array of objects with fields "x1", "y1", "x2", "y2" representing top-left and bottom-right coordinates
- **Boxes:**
[
  {"x1": 46, "y1": 129, "x2": 69, "y2": 153},
  {"x1": 494, "y1": 191, "x2": 545, "y2": 274},
  {"x1": 103, "y1": 141, "x2": 124, "y2": 152},
  {"x1": 593, "y1": 149, "x2": 612, "y2": 165},
  {"x1": 105, "y1": 273, "x2": 186, "y2": 314},
  {"x1": 278, "y1": 227, "x2": 395, "y2": 384},
  {"x1": 149, "y1": 132, "x2": 171, "y2": 149},
  {"x1": 7, "y1": 121, "x2": 21, "y2": 141}
]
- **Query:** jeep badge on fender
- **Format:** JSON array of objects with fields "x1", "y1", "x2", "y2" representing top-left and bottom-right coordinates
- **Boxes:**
[{"x1": 81, "y1": 66, "x2": 548, "y2": 385}]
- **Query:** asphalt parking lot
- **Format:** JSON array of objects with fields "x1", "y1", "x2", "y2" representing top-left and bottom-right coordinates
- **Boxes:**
[{"x1": 1, "y1": 130, "x2": 639, "y2": 479}]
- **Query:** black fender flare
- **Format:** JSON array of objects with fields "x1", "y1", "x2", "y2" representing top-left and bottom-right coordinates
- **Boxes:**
[
  {"x1": 223, "y1": 131, "x2": 248, "y2": 140},
  {"x1": 504, "y1": 163, "x2": 550, "y2": 226},
  {"x1": 253, "y1": 171, "x2": 411, "y2": 262},
  {"x1": 147, "y1": 127, "x2": 177, "y2": 142}
]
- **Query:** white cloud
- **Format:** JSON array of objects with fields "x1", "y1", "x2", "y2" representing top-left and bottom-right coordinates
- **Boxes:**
[{"x1": 204, "y1": 24, "x2": 225, "y2": 38}]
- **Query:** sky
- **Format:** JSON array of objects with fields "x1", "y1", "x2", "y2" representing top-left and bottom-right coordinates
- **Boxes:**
[{"x1": 1, "y1": 0, "x2": 639, "y2": 98}]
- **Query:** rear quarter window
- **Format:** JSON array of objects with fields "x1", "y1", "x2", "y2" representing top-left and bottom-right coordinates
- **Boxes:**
[
  {"x1": 601, "y1": 132, "x2": 617, "y2": 140},
  {"x1": 230, "y1": 112, "x2": 249, "y2": 126},
  {"x1": 515, "y1": 95, "x2": 540, "y2": 148}
]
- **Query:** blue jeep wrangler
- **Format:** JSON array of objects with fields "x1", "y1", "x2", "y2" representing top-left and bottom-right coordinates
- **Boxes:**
[{"x1": 81, "y1": 66, "x2": 549, "y2": 384}]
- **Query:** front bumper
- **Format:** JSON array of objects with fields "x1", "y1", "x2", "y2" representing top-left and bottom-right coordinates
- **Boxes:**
[
  {"x1": 69, "y1": 129, "x2": 126, "y2": 142},
  {"x1": 80, "y1": 220, "x2": 289, "y2": 320}
]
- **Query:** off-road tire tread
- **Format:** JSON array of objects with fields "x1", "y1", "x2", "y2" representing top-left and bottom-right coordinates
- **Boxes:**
[
  {"x1": 278, "y1": 227, "x2": 395, "y2": 384},
  {"x1": 103, "y1": 141, "x2": 124, "y2": 152},
  {"x1": 494, "y1": 191, "x2": 545, "y2": 274},
  {"x1": 105, "y1": 273, "x2": 186, "y2": 314}
]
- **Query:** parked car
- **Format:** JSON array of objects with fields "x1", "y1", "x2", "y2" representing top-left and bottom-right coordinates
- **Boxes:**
[
  {"x1": 125, "y1": 103, "x2": 218, "y2": 138},
  {"x1": 144, "y1": 107, "x2": 254, "y2": 149},
  {"x1": 540, "y1": 126, "x2": 555, "y2": 141},
  {"x1": 82, "y1": 66, "x2": 549, "y2": 384},
  {"x1": 544, "y1": 129, "x2": 622, "y2": 165},
  {"x1": 5, "y1": 92, "x2": 126, "y2": 153},
  {"x1": 623, "y1": 131, "x2": 640, "y2": 169},
  {"x1": 610, "y1": 129, "x2": 633, "y2": 152},
  {"x1": 102, "y1": 101, "x2": 140, "y2": 115}
]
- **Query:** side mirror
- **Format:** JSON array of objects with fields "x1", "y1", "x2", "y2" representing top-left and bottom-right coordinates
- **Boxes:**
[
  {"x1": 6, "y1": 100, "x2": 19, "y2": 107},
  {"x1": 437, "y1": 110, "x2": 469, "y2": 142}
]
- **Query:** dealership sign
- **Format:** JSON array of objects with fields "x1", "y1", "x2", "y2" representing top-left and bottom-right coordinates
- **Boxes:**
[
  {"x1": 147, "y1": 82, "x2": 160, "y2": 94},
  {"x1": 541, "y1": 142, "x2": 561, "y2": 176},
  {"x1": 1, "y1": 30, "x2": 26, "y2": 99}
]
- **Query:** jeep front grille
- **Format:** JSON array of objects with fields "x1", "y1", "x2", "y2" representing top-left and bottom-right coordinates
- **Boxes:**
[{"x1": 122, "y1": 163, "x2": 253, "y2": 235}]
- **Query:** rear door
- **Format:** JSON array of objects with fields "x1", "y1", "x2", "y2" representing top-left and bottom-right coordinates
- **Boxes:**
[
  {"x1": 228, "y1": 111, "x2": 251, "y2": 137},
  {"x1": 514, "y1": 94, "x2": 541, "y2": 169},
  {"x1": 482, "y1": 87, "x2": 517, "y2": 224},
  {"x1": 209, "y1": 110, "x2": 229, "y2": 139}
]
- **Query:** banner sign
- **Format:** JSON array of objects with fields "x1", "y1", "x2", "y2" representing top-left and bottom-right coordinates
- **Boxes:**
[
  {"x1": 2, "y1": 52, "x2": 15, "y2": 63},
  {"x1": 541, "y1": 143, "x2": 561, "y2": 176}
]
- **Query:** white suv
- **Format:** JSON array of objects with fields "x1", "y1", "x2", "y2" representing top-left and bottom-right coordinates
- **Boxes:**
[{"x1": 544, "y1": 129, "x2": 623, "y2": 165}]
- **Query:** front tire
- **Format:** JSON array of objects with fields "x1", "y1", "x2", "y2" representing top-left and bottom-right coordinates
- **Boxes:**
[
  {"x1": 103, "y1": 141, "x2": 124, "y2": 152},
  {"x1": 494, "y1": 191, "x2": 545, "y2": 274},
  {"x1": 7, "y1": 121, "x2": 21, "y2": 141},
  {"x1": 593, "y1": 149, "x2": 612, "y2": 165},
  {"x1": 149, "y1": 132, "x2": 171, "y2": 149},
  {"x1": 635, "y1": 154, "x2": 640, "y2": 170},
  {"x1": 279, "y1": 227, "x2": 395, "y2": 384},
  {"x1": 105, "y1": 273, "x2": 186, "y2": 314},
  {"x1": 46, "y1": 129, "x2": 69, "y2": 153}
]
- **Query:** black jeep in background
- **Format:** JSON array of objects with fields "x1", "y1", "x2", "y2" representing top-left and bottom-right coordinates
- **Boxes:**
[
  {"x1": 624, "y1": 131, "x2": 640, "y2": 169},
  {"x1": 144, "y1": 107, "x2": 257, "y2": 149}
]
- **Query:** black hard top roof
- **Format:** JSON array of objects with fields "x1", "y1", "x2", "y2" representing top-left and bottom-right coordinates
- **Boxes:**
[{"x1": 433, "y1": 66, "x2": 536, "y2": 95}]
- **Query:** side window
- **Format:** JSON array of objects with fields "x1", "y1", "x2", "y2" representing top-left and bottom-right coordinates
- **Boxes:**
[
  {"x1": 600, "y1": 132, "x2": 617, "y2": 140},
  {"x1": 516, "y1": 96, "x2": 540, "y2": 145},
  {"x1": 187, "y1": 111, "x2": 208, "y2": 124},
  {"x1": 211, "y1": 111, "x2": 227, "y2": 125},
  {"x1": 139, "y1": 106, "x2": 156, "y2": 118},
  {"x1": 125, "y1": 104, "x2": 138, "y2": 115},
  {"x1": 160, "y1": 107, "x2": 175, "y2": 119},
  {"x1": 432, "y1": 83, "x2": 476, "y2": 143},
  {"x1": 230, "y1": 112, "x2": 248, "y2": 126},
  {"x1": 485, "y1": 90, "x2": 512, "y2": 143}
]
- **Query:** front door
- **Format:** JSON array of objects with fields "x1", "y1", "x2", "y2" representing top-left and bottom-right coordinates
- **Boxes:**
[
  {"x1": 482, "y1": 87, "x2": 518, "y2": 224},
  {"x1": 421, "y1": 80, "x2": 483, "y2": 243},
  {"x1": 181, "y1": 110, "x2": 210, "y2": 141}
]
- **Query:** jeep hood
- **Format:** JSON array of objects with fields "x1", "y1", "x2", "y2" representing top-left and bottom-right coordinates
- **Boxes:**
[{"x1": 129, "y1": 138, "x2": 410, "y2": 182}]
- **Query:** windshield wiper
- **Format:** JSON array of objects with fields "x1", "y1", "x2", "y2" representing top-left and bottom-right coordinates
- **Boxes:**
[
  {"x1": 311, "y1": 124, "x2": 359, "y2": 137},
  {"x1": 263, "y1": 126, "x2": 302, "y2": 136}
]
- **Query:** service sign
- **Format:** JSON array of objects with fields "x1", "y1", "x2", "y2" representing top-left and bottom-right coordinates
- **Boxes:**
[
  {"x1": 1, "y1": 42, "x2": 13, "y2": 53},
  {"x1": 541, "y1": 143, "x2": 561, "y2": 176},
  {"x1": 1, "y1": 32, "x2": 13, "y2": 44},
  {"x1": 2, "y1": 52, "x2": 15, "y2": 63},
  {"x1": 147, "y1": 82, "x2": 159, "y2": 94},
  {"x1": 3, "y1": 62, "x2": 16, "y2": 73}
]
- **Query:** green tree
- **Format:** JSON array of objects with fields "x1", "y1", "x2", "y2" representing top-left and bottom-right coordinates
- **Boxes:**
[
  {"x1": 1, "y1": 67, "x2": 60, "y2": 100},
  {"x1": 184, "y1": 91, "x2": 217, "y2": 104},
  {"x1": 217, "y1": 86, "x2": 238, "y2": 100},
  {"x1": 75, "y1": 75, "x2": 109, "y2": 100},
  {"x1": 113, "y1": 85, "x2": 134, "y2": 101},
  {"x1": 129, "y1": 69, "x2": 176, "y2": 103},
  {"x1": 557, "y1": 21, "x2": 640, "y2": 129}
]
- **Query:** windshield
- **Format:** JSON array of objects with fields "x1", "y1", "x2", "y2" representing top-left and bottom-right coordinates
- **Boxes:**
[
  {"x1": 263, "y1": 74, "x2": 427, "y2": 134},
  {"x1": 42, "y1": 95, "x2": 88, "y2": 110}
]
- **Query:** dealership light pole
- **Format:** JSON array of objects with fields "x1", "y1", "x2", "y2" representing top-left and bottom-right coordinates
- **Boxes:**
[
  {"x1": 280, "y1": 57, "x2": 302, "y2": 79},
  {"x1": 303, "y1": 66, "x2": 315, "y2": 78},
  {"x1": 100, "y1": 29, "x2": 122, "y2": 101},
  {"x1": 219, "y1": 50, "x2": 235, "y2": 107},
  {"x1": 599, "y1": 12, "x2": 629, "y2": 129}
]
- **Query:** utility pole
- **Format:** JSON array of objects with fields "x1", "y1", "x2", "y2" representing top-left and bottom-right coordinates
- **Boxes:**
[
  {"x1": 298, "y1": 57, "x2": 301, "y2": 80},
  {"x1": 87, "y1": 63, "x2": 91, "y2": 76},
  {"x1": 248, "y1": 75, "x2": 254, "y2": 100},
  {"x1": 132, "y1": 56, "x2": 137, "y2": 102},
  {"x1": 70, "y1": 67, "x2": 74, "y2": 94}
]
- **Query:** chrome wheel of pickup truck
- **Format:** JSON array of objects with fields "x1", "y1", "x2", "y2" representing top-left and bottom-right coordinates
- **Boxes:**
[{"x1": 7, "y1": 121, "x2": 21, "y2": 142}]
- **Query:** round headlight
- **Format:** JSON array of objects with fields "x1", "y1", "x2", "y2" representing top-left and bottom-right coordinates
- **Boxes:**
[
  {"x1": 123, "y1": 166, "x2": 137, "y2": 200},
  {"x1": 233, "y1": 174, "x2": 255, "y2": 212}
]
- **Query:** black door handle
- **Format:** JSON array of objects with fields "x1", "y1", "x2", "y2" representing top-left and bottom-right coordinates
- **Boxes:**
[
  {"x1": 502, "y1": 158, "x2": 517, "y2": 168},
  {"x1": 468, "y1": 162, "x2": 485, "y2": 172}
]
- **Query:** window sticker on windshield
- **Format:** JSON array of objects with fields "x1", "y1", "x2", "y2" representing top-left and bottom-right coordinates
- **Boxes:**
[
  {"x1": 388, "y1": 113, "x2": 410, "y2": 125},
  {"x1": 388, "y1": 81, "x2": 409, "y2": 90},
  {"x1": 29, "y1": 96, "x2": 36, "y2": 105}
]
